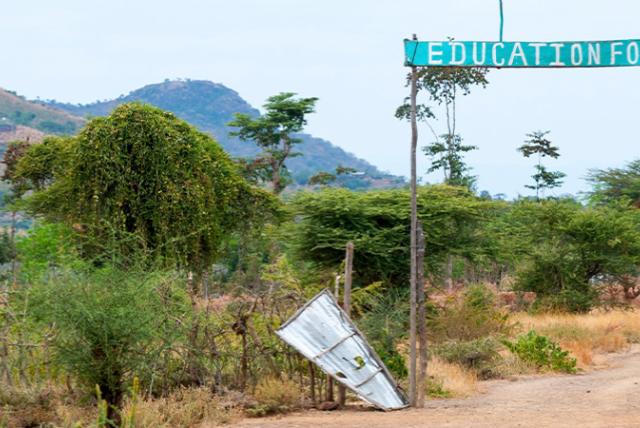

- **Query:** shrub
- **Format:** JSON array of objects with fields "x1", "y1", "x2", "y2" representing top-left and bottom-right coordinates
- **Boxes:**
[
  {"x1": 532, "y1": 289, "x2": 598, "y2": 314},
  {"x1": 248, "y1": 377, "x2": 303, "y2": 416},
  {"x1": 28, "y1": 265, "x2": 191, "y2": 423},
  {"x1": 433, "y1": 337, "x2": 501, "y2": 379},
  {"x1": 429, "y1": 284, "x2": 513, "y2": 342},
  {"x1": 426, "y1": 357, "x2": 478, "y2": 398},
  {"x1": 502, "y1": 331, "x2": 577, "y2": 373}
]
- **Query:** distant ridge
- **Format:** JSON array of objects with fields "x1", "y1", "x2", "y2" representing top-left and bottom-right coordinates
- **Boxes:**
[
  {"x1": 1, "y1": 80, "x2": 403, "y2": 188},
  {"x1": 47, "y1": 80, "x2": 404, "y2": 188}
]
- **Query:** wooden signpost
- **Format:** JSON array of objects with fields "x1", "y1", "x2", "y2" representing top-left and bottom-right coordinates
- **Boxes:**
[{"x1": 404, "y1": 21, "x2": 640, "y2": 407}]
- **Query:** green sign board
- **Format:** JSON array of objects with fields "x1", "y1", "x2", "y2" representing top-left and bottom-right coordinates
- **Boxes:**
[{"x1": 404, "y1": 39, "x2": 640, "y2": 68}]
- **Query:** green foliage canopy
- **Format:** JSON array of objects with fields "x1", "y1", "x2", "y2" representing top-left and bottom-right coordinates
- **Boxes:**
[
  {"x1": 587, "y1": 159, "x2": 640, "y2": 208},
  {"x1": 286, "y1": 185, "x2": 492, "y2": 286},
  {"x1": 13, "y1": 103, "x2": 277, "y2": 271},
  {"x1": 509, "y1": 199, "x2": 640, "y2": 311}
]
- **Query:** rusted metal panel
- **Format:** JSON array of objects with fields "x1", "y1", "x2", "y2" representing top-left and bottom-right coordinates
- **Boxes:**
[{"x1": 276, "y1": 289, "x2": 408, "y2": 410}]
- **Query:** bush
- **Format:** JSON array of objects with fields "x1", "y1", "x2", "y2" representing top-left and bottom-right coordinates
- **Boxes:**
[
  {"x1": 358, "y1": 289, "x2": 409, "y2": 379},
  {"x1": 28, "y1": 265, "x2": 191, "y2": 422},
  {"x1": 532, "y1": 289, "x2": 598, "y2": 314},
  {"x1": 433, "y1": 337, "x2": 501, "y2": 379},
  {"x1": 503, "y1": 331, "x2": 577, "y2": 373},
  {"x1": 429, "y1": 284, "x2": 513, "y2": 342},
  {"x1": 248, "y1": 377, "x2": 303, "y2": 416}
]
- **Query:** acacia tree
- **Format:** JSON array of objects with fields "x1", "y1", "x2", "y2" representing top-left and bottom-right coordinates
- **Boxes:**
[
  {"x1": 396, "y1": 65, "x2": 489, "y2": 189},
  {"x1": 307, "y1": 165, "x2": 358, "y2": 187},
  {"x1": 228, "y1": 92, "x2": 318, "y2": 194},
  {"x1": 518, "y1": 131, "x2": 566, "y2": 200},
  {"x1": 13, "y1": 103, "x2": 276, "y2": 273},
  {"x1": 587, "y1": 159, "x2": 640, "y2": 207}
]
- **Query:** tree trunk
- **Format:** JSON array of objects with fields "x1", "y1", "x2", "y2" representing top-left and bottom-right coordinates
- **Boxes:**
[
  {"x1": 446, "y1": 255, "x2": 454, "y2": 291},
  {"x1": 272, "y1": 159, "x2": 282, "y2": 194},
  {"x1": 408, "y1": 38, "x2": 419, "y2": 407}
]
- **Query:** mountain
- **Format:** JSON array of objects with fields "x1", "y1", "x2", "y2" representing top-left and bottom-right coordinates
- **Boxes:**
[
  {"x1": 0, "y1": 88, "x2": 85, "y2": 135},
  {"x1": 46, "y1": 80, "x2": 404, "y2": 188}
]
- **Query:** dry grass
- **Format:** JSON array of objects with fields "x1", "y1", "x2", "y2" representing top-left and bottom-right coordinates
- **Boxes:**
[
  {"x1": 122, "y1": 386, "x2": 242, "y2": 427},
  {"x1": 513, "y1": 310, "x2": 640, "y2": 368},
  {"x1": 427, "y1": 357, "x2": 479, "y2": 398},
  {"x1": 0, "y1": 384, "x2": 242, "y2": 427},
  {"x1": 246, "y1": 376, "x2": 305, "y2": 416}
]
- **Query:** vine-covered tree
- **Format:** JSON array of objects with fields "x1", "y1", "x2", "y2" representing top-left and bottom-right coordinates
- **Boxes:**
[
  {"x1": 396, "y1": 64, "x2": 489, "y2": 189},
  {"x1": 518, "y1": 131, "x2": 566, "y2": 199},
  {"x1": 228, "y1": 92, "x2": 318, "y2": 194},
  {"x1": 12, "y1": 103, "x2": 276, "y2": 272}
]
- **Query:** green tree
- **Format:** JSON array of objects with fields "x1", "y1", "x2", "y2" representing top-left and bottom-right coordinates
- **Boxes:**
[
  {"x1": 229, "y1": 93, "x2": 318, "y2": 194},
  {"x1": 286, "y1": 185, "x2": 491, "y2": 287},
  {"x1": 587, "y1": 159, "x2": 640, "y2": 207},
  {"x1": 509, "y1": 199, "x2": 640, "y2": 311},
  {"x1": 518, "y1": 131, "x2": 566, "y2": 199},
  {"x1": 396, "y1": 65, "x2": 489, "y2": 189},
  {"x1": 307, "y1": 165, "x2": 358, "y2": 187},
  {"x1": 12, "y1": 103, "x2": 276, "y2": 272}
]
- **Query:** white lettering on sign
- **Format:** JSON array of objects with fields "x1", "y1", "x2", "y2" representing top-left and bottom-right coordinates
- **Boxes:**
[
  {"x1": 428, "y1": 42, "x2": 443, "y2": 65},
  {"x1": 588, "y1": 43, "x2": 601, "y2": 66},
  {"x1": 529, "y1": 43, "x2": 547, "y2": 66},
  {"x1": 571, "y1": 44, "x2": 583, "y2": 66},
  {"x1": 508, "y1": 42, "x2": 527, "y2": 66},
  {"x1": 405, "y1": 39, "x2": 640, "y2": 68},
  {"x1": 492, "y1": 42, "x2": 505, "y2": 66},
  {"x1": 627, "y1": 42, "x2": 639, "y2": 64},
  {"x1": 550, "y1": 43, "x2": 566, "y2": 66},
  {"x1": 451, "y1": 42, "x2": 466, "y2": 65},
  {"x1": 611, "y1": 42, "x2": 624, "y2": 64},
  {"x1": 472, "y1": 42, "x2": 487, "y2": 65}
]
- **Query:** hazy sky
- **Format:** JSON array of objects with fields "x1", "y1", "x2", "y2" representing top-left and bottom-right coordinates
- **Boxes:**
[{"x1": 3, "y1": 0, "x2": 639, "y2": 197}]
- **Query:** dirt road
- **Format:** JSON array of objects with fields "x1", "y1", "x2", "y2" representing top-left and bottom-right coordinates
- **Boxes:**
[{"x1": 234, "y1": 346, "x2": 640, "y2": 428}]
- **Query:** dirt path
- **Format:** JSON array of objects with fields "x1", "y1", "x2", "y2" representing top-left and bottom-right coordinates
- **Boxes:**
[{"x1": 234, "y1": 346, "x2": 640, "y2": 428}]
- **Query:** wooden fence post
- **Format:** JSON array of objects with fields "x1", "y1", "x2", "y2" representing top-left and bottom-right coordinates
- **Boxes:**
[
  {"x1": 416, "y1": 221, "x2": 427, "y2": 407},
  {"x1": 338, "y1": 241, "x2": 354, "y2": 406}
]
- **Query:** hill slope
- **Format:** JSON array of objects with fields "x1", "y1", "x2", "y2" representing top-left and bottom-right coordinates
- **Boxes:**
[
  {"x1": 47, "y1": 80, "x2": 403, "y2": 188},
  {"x1": 0, "y1": 88, "x2": 85, "y2": 135}
]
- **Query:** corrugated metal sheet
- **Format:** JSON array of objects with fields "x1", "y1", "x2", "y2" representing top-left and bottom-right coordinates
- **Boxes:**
[{"x1": 276, "y1": 289, "x2": 408, "y2": 410}]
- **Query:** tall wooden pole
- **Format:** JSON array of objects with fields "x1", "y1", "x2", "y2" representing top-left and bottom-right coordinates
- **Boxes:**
[
  {"x1": 408, "y1": 33, "x2": 419, "y2": 407},
  {"x1": 338, "y1": 241, "x2": 354, "y2": 406},
  {"x1": 416, "y1": 221, "x2": 427, "y2": 407}
]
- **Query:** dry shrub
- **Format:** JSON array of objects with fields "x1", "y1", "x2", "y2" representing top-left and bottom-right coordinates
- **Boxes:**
[
  {"x1": 248, "y1": 376, "x2": 303, "y2": 416},
  {"x1": 491, "y1": 351, "x2": 538, "y2": 378},
  {"x1": 121, "y1": 387, "x2": 241, "y2": 428},
  {"x1": 0, "y1": 384, "x2": 97, "y2": 428},
  {"x1": 427, "y1": 357, "x2": 478, "y2": 398},
  {"x1": 513, "y1": 310, "x2": 640, "y2": 367}
]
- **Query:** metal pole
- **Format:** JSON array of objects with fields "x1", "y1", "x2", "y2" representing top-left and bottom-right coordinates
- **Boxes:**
[
  {"x1": 499, "y1": 0, "x2": 505, "y2": 42},
  {"x1": 408, "y1": 33, "x2": 419, "y2": 407}
]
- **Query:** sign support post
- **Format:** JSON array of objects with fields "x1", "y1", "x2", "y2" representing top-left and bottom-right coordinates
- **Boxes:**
[{"x1": 408, "y1": 33, "x2": 419, "y2": 408}]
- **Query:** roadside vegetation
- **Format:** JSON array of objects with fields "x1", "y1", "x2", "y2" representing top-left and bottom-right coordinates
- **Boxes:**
[{"x1": 1, "y1": 80, "x2": 640, "y2": 426}]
